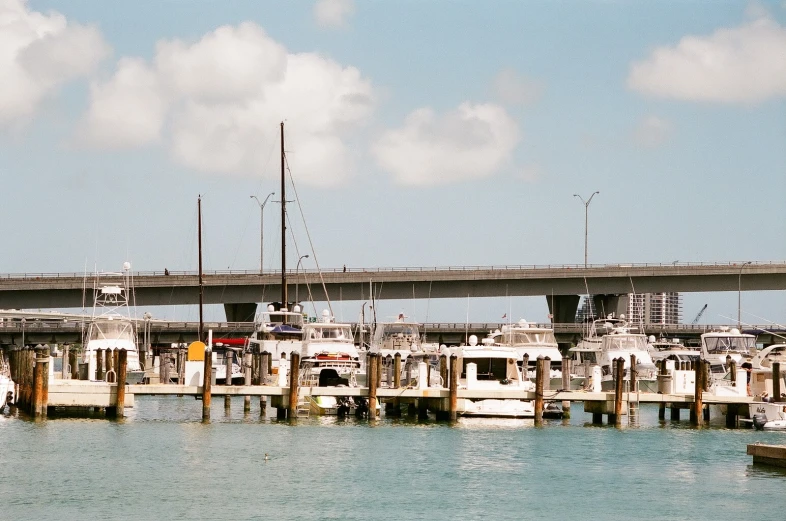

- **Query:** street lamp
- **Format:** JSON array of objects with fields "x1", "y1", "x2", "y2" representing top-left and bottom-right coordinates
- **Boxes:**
[
  {"x1": 573, "y1": 191, "x2": 600, "y2": 268},
  {"x1": 737, "y1": 261, "x2": 752, "y2": 328},
  {"x1": 296, "y1": 254, "x2": 309, "y2": 302},
  {"x1": 250, "y1": 192, "x2": 275, "y2": 274}
]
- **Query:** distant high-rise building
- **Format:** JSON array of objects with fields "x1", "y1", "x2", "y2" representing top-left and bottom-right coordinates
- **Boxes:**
[
  {"x1": 627, "y1": 292, "x2": 682, "y2": 326},
  {"x1": 575, "y1": 296, "x2": 596, "y2": 322}
]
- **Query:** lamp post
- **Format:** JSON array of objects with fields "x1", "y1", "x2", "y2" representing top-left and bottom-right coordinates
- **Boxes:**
[
  {"x1": 296, "y1": 254, "x2": 309, "y2": 303},
  {"x1": 250, "y1": 192, "x2": 275, "y2": 274},
  {"x1": 573, "y1": 191, "x2": 599, "y2": 268},
  {"x1": 737, "y1": 261, "x2": 752, "y2": 328},
  {"x1": 21, "y1": 317, "x2": 26, "y2": 348}
]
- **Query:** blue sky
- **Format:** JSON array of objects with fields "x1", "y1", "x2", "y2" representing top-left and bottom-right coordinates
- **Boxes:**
[{"x1": 1, "y1": 0, "x2": 785, "y2": 326}]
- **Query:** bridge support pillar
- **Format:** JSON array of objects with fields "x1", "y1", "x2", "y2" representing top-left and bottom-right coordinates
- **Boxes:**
[
  {"x1": 591, "y1": 294, "x2": 629, "y2": 319},
  {"x1": 546, "y1": 295, "x2": 580, "y2": 324},
  {"x1": 224, "y1": 303, "x2": 257, "y2": 322}
]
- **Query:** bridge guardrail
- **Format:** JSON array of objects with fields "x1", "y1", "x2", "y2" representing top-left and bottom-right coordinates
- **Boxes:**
[{"x1": 1, "y1": 260, "x2": 782, "y2": 279}]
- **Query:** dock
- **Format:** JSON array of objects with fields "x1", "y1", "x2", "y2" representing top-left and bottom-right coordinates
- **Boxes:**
[{"x1": 747, "y1": 444, "x2": 786, "y2": 468}]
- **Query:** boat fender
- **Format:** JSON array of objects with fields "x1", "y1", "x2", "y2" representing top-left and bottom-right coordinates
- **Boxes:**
[{"x1": 752, "y1": 413, "x2": 768, "y2": 431}]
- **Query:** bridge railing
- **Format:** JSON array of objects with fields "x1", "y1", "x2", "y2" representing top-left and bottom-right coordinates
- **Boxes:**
[{"x1": 0, "y1": 260, "x2": 782, "y2": 279}]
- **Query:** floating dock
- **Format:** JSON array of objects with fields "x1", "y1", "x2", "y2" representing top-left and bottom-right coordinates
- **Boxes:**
[{"x1": 747, "y1": 444, "x2": 786, "y2": 468}]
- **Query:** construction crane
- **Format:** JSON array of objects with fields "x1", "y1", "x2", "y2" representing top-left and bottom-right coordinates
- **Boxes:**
[{"x1": 691, "y1": 304, "x2": 708, "y2": 325}]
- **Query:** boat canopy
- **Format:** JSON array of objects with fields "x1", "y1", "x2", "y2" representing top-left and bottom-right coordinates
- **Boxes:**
[
  {"x1": 304, "y1": 324, "x2": 353, "y2": 342},
  {"x1": 602, "y1": 335, "x2": 648, "y2": 352},
  {"x1": 703, "y1": 335, "x2": 755, "y2": 355},
  {"x1": 497, "y1": 330, "x2": 557, "y2": 346},
  {"x1": 88, "y1": 318, "x2": 134, "y2": 342}
]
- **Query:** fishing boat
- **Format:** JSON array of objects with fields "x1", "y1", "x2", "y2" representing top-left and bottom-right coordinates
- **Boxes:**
[
  {"x1": 700, "y1": 327, "x2": 756, "y2": 382},
  {"x1": 298, "y1": 310, "x2": 366, "y2": 415},
  {"x1": 0, "y1": 351, "x2": 14, "y2": 409},
  {"x1": 451, "y1": 335, "x2": 535, "y2": 418},
  {"x1": 369, "y1": 315, "x2": 440, "y2": 387},
  {"x1": 486, "y1": 319, "x2": 577, "y2": 389},
  {"x1": 570, "y1": 315, "x2": 658, "y2": 392},
  {"x1": 79, "y1": 263, "x2": 146, "y2": 384}
]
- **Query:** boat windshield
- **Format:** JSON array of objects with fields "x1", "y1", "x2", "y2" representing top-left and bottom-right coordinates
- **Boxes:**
[
  {"x1": 89, "y1": 320, "x2": 134, "y2": 341},
  {"x1": 375, "y1": 323, "x2": 420, "y2": 341},
  {"x1": 264, "y1": 312, "x2": 304, "y2": 328},
  {"x1": 500, "y1": 331, "x2": 557, "y2": 345},
  {"x1": 305, "y1": 325, "x2": 353, "y2": 342},
  {"x1": 603, "y1": 335, "x2": 648, "y2": 352},
  {"x1": 703, "y1": 336, "x2": 755, "y2": 355}
]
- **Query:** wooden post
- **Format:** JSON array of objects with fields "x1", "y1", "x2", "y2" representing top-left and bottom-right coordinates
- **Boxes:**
[
  {"x1": 96, "y1": 348, "x2": 104, "y2": 381},
  {"x1": 439, "y1": 354, "x2": 447, "y2": 388},
  {"x1": 561, "y1": 356, "x2": 571, "y2": 417},
  {"x1": 260, "y1": 351, "x2": 269, "y2": 416},
  {"x1": 393, "y1": 353, "x2": 402, "y2": 389},
  {"x1": 629, "y1": 354, "x2": 637, "y2": 393},
  {"x1": 113, "y1": 349, "x2": 120, "y2": 379},
  {"x1": 70, "y1": 348, "x2": 79, "y2": 380},
  {"x1": 41, "y1": 348, "x2": 49, "y2": 417},
  {"x1": 368, "y1": 353, "x2": 378, "y2": 419},
  {"x1": 62, "y1": 344, "x2": 70, "y2": 380},
  {"x1": 202, "y1": 347, "x2": 212, "y2": 421},
  {"x1": 115, "y1": 349, "x2": 127, "y2": 418},
  {"x1": 288, "y1": 351, "x2": 300, "y2": 419},
  {"x1": 729, "y1": 359, "x2": 737, "y2": 384},
  {"x1": 613, "y1": 357, "x2": 624, "y2": 427},
  {"x1": 691, "y1": 358, "x2": 704, "y2": 426},
  {"x1": 243, "y1": 351, "x2": 252, "y2": 413},
  {"x1": 449, "y1": 354, "x2": 458, "y2": 422},
  {"x1": 773, "y1": 362, "x2": 782, "y2": 401},
  {"x1": 251, "y1": 351, "x2": 260, "y2": 385},
  {"x1": 522, "y1": 354, "x2": 530, "y2": 381},
  {"x1": 658, "y1": 360, "x2": 666, "y2": 420},
  {"x1": 224, "y1": 350, "x2": 232, "y2": 410},
  {"x1": 535, "y1": 356, "x2": 545, "y2": 425},
  {"x1": 160, "y1": 352, "x2": 170, "y2": 384},
  {"x1": 32, "y1": 347, "x2": 48, "y2": 418}
]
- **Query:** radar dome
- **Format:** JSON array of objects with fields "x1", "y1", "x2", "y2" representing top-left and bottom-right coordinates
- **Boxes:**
[{"x1": 469, "y1": 335, "x2": 478, "y2": 346}]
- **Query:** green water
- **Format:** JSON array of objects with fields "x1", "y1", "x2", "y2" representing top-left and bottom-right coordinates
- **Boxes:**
[{"x1": 2, "y1": 398, "x2": 785, "y2": 520}]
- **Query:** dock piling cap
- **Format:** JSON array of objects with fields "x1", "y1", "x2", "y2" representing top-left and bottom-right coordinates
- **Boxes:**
[{"x1": 187, "y1": 341, "x2": 207, "y2": 361}]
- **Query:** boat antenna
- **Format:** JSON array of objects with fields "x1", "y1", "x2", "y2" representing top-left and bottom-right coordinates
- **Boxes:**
[
  {"x1": 198, "y1": 195, "x2": 204, "y2": 343},
  {"x1": 280, "y1": 121, "x2": 287, "y2": 307}
]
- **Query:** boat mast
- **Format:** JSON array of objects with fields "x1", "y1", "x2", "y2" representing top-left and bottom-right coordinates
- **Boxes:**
[
  {"x1": 280, "y1": 121, "x2": 287, "y2": 307},
  {"x1": 198, "y1": 195, "x2": 204, "y2": 342}
]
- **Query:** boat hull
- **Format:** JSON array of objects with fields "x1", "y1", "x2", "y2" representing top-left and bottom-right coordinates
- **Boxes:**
[
  {"x1": 600, "y1": 378, "x2": 658, "y2": 393},
  {"x1": 457, "y1": 398, "x2": 535, "y2": 418}
]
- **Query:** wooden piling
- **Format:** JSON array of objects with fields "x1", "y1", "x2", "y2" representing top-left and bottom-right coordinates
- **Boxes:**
[
  {"x1": 41, "y1": 348, "x2": 49, "y2": 417},
  {"x1": 368, "y1": 353, "x2": 378, "y2": 419},
  {"x1": 70, "y1": 348, "x2": 79, "y2": 380},
  {"x1": 288, "y1": 351, "x2": 300, "y2": 419},
  {"x1": 224, "y1": 350, "x2": 232, "y2": 410},
  {"x1": 202, "y1": 347, "x2": 212, "y2": 421},
  {"x1": 561, "y1": 356, "x2": 571, "y2": 418},
  {"x1": 729, "y1": 359, "x2": 737, "y2": 384},
  {"x1": 449, "y1": 354, "x2": 458, "y2": 422},
  {"x1": 62, "y1": 345, "x2": 70, "y2": 380},
  {"x1": 613, "y1": 357, "x2": 624, "y2": 427},
  {"x1": 105, "y1": 349, "x2": 114, "y2": 382},
  {"x1": 260, "y1": 351, "x2": 269, "y2": 416},
  {"x1": 243, "y1": 351, "x2": 252, "y2": 413},
  {"x1": 113, "y1": 349, "x2": 119, "y2": 378},
  {"x1": 115, "y1": 349, "x2": 127, "y2": 418},
  {"x1": 534, "y1": 356, "x2": 546, "y2": 424},
  {"x1": 96, "y1": 348, "x2": 104, "y2": 381},
  {"x1": 658, "y1": 360, "x2": 666, "y2": 420},
  {"x1": 691, "y1": 358, "x2": 704, "y2": 426},
  {"x1": 523, "y1": 354, "x2": 530, "y2": 381},
  {"x1": 32, "y1": 348, "x2": 48, "y2": 418},
  {"x1": 629, "y1": 354, "x2": 637, "y2": 393},
  {"x1": 160, "y1": 352, "x2": 170, "y2": 384},
  {"x1": 773, "y1": 362, "x2": 782, "y2": 401},
  {"x1": 439, "y1": 354, "x2": 447, "y2": 388},
  {"x1": 394, "y1": 353, "x2": 402, "y2": 389}
]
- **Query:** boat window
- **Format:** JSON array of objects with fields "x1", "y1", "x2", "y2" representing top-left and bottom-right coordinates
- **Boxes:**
[
  {"x1": 307, "y1": 325, "x2": 352, "y2": 341},
  {"x1": 89, "y1": 320, "x2": 134, "y2": 341},
  {"x1": 603, "y1": 336, "x2": 647, "y2": 351},
  {"x1": 704, "y1": 336, "x2": 755, "y2": 355},
  {"x1": 463, "y1": 357, "x2": 509, "y2": 381},
  {"x1": 501, "y1": 332, "x2": 557, "y2": 345}
]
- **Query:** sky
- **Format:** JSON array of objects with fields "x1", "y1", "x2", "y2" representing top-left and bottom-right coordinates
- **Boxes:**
[{"x1": 1, "y1": 0, "x2": 785, "y2": 327}]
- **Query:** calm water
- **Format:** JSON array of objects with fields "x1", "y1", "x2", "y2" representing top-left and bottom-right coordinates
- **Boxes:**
[{"x1": 2, "y1": 398, "x2": 786, "y2": 521}]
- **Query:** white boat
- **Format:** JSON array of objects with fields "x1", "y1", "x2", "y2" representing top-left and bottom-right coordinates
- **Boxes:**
[
  {"x1": 452, "y1": 335, "x2": 535, "y2": 418},
  {"x1": 570, "y1": 315, "x2": 658, "y2": 392},
  {"x1": 748, "y1": 345, "x2": 786, "y2": 429},
  {"x1": 486, "y1": 319, "x2": 579, "y2": 389},
  {"x1": 0, "y1": 352, "x2": 15, "y2": 409},
  {"x1": 369, "y1": 316, "x2": 440, "y2": 387},
  {"x1": 79, "y1": 264, "x2": 145, "y2": 384},
  {"x1": 700, "y1": 327, "x2": 756, "y2": 382},
  {"x1": 647, "y1": 336, "x2": 701, "y2": 366},
  {"x1": 246, "y1": 303, "x2": 305, "y2": 380},
  {"x1": 298, "y1": 310, "x2": 366, "y2": 415}
]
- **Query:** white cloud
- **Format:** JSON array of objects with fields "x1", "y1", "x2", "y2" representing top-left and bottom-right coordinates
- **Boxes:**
[
  {"x1": 632, "y1": 115, "x2": 672, "y2": 148},
  {"x1": 78, "y1": 22, "x2": 374, "y2": 185},
  {"x1": 372, "y1": 102, "x2": 520, "y2": 186},
  {"x1": 492, "y1": 68, "x2": 543, "y2": 106},
  {"x1": 0, "y1": 0, "x2": 109, "y2": 128},
  {"x1": 313, "y1": 0, "x2": 355, "y2": 29},
  {"x1": 628, "y1": 16, "x2": 786, "y2": 103}
]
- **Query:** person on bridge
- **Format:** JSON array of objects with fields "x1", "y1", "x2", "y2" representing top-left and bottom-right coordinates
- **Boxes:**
[{"x1": 164, "y1": 268, "x2": 170, "y2": 276}]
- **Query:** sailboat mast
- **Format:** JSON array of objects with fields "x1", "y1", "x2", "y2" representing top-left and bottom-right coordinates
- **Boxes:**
[
  {"x1": 280, "y1": 121, "x2": 287, "y2": 307},
  {"x1": 198, "y1": 195, "x2": 204, "y2": 342}
]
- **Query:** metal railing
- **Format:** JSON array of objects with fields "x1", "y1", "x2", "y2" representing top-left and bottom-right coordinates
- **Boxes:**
[{"x1": 1, "y1": 260, "x2": 783, "y2": 280}]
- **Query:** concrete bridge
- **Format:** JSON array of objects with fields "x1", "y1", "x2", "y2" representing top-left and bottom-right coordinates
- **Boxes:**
[{"x1": 1, "y1": 261, "x2": 785, "y2": 322}]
